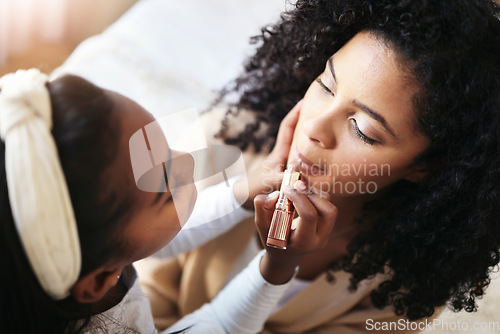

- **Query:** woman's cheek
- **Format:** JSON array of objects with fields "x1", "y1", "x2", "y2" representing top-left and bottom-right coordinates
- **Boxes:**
[{"x1": 304, "y1": 162, "x2": 393, "y2": 197}]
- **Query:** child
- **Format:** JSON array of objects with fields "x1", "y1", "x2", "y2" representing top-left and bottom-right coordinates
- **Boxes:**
[{"x1": 0, "y1": 69, "x2": 336, "y2": 333}]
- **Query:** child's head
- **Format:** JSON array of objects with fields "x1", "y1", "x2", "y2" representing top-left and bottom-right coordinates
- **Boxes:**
[
  {"x1": 218, "y1": 0, "x2": 500, "y2": 320},
  {"x1": 0, "y1": 71, "x2": 196, "y2": 332}
]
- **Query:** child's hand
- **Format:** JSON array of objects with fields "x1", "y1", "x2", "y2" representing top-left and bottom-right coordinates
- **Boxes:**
[
  {"x1": 254, "y1": 180, "x2": 338, "y2": 285},
  {"x1": 234, "y1": 100, "x2": 302, "y2": 209}
]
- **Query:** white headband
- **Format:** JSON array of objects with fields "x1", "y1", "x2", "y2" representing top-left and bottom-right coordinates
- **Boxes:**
[{"x1": 0, "y1": 69, "x2": 81, "y2": 300}]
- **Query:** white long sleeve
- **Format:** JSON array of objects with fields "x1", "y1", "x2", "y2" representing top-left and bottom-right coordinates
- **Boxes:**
[
  {"x1": 153, "y1": 176, "x2": 254, "y2": 258},
  {"x1": 164, "y1": 250, "x2": 296, "y2": 334}
]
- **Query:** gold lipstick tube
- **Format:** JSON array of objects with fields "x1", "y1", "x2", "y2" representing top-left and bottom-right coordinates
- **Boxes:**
[{"x1": 266, "y1": 163, "x2": 301, "y2": 249}]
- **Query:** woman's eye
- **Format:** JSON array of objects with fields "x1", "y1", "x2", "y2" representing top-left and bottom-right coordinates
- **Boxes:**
[
  {"x1": 316, "y1": 78, "x2": 334, "y2": 96},
  {"x1": 351, "y1": 119, "x2": 376, "y2": 145}
]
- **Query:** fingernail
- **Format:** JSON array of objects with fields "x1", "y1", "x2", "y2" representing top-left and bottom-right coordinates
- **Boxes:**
[
  {"x1": 267, "y1": 191, "x2": 280, "y2": 200},
  {"x1": 294, "y1": 180, "x2": 306, "y2": 191}
]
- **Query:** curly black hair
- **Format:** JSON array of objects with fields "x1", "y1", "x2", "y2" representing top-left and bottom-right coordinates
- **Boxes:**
[{"x1": 216, "y1": 0, "x2": 500, "y2": 321}]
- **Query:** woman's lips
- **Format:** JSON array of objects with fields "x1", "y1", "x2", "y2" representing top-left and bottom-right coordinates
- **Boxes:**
[{"x1": 295, "y1": 150, "x2": 327, "y2": 176}]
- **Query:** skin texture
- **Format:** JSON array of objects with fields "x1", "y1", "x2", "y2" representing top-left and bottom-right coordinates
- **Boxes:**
[
  {"x1": 289, "y1": 31, "x2": 429, "y2": 205},
  {"x1": 288, "y1": 31, "x2": 429, "y2": 258}
]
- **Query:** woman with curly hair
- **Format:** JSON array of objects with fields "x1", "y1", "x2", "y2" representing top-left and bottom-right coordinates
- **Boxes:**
[{"x1": 139, "y1": 0, "x2": 500, "y2": 332}]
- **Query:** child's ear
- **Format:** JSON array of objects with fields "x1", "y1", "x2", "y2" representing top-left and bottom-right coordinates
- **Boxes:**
[{"x1": 71, "y1": 267, "x2": 122, "y2": 304}]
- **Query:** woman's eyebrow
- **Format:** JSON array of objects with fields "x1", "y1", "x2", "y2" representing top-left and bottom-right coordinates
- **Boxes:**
[
  {"x1": 328, "y1": 57, "x2": 336, "y2": 83},
  {"x1": 353, "y1": 100, "x2": 397, "y2": 138},
  {"x1": 328, "y1": 56, "x2": 397, "y2": 139}
]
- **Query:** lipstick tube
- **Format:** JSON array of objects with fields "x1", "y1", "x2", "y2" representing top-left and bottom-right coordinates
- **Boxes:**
[{"x1": 266, "y1": 164, "x2": 301, "y2": 249}]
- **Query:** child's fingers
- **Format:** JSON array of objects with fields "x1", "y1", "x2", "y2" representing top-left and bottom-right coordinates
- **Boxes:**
[
  {"x1": 284, "y1": 182, "x2": 338, "y2": 250},
  {"x1": 271, "y1": 100, "x2": 302, "y2": 161},
  {"x1": 254, "y1": 192, "x2": 280, "y2": 239},
  {"x1": 297, "y1": 185, "x2": 338, "y2": 238},
  {"x1": 282, "y1": 186, "x2": 319, "y2": 223},
  {"x1": 282, "y1": 186, "x2": 319, "y2": 246}
]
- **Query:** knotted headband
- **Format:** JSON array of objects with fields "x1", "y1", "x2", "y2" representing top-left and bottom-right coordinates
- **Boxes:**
[{"x1": 0, "y1": 69, "x2": 81, "y2": 300}]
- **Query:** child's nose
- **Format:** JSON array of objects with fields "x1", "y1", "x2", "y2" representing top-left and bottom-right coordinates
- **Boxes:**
[{"x1": 170, "y1": 150, "x2": 195, "y2": 183}]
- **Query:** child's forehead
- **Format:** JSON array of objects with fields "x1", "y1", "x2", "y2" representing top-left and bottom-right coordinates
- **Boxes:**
[{"x1": 103, "y1": 91, "x2": 162, "y2": 188}]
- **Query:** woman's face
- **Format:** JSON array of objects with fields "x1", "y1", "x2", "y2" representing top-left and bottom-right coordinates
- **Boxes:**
[
  {"x1": 106, "y1": 91, "x2": 197, "y2": 263},
  {"x1": 288, "y1": 31, "x2": 429, "y2": 205}
]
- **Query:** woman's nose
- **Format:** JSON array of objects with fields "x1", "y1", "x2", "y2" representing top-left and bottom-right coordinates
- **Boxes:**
[{"x1": 303, "y1": 111, "x2": 336, "y2": 149}]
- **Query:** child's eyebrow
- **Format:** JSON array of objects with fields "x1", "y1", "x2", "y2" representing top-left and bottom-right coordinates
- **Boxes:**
[{"x1": 153, "y1": 147, "x2": 172, "y2": 205}]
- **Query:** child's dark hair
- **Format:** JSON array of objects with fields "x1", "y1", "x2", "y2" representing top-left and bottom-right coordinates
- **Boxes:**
[
  {"x1": 217, "y1": 0, "x2": 500, "y2": 320},
  {"x1": 0, "y1": 75, "x2": 133, "y2": 333}
]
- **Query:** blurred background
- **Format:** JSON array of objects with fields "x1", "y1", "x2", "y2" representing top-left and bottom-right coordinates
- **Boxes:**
[
  {"x1": 0, "y1": 0, "x2": 137, "y2": 75},
  {"x1": 1, "y1": 0, "x2": 499, "y2": 77}
]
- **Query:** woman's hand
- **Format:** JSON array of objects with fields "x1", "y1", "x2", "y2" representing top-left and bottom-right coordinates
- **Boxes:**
[
  {"x1": 234, "y1": 100, "x2": 302, "y2": 210},
  {"x1": 254, "y1": 180, "x2": 338, "y2": 285}
]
